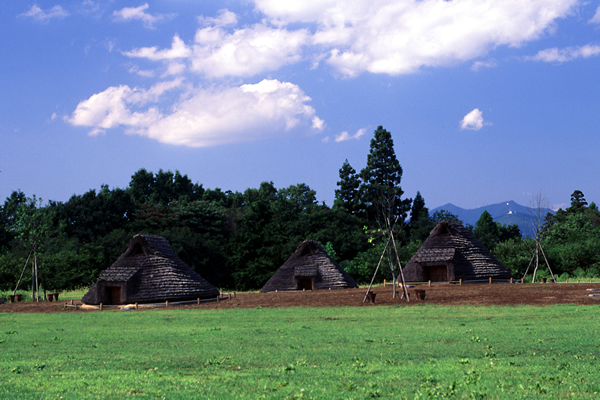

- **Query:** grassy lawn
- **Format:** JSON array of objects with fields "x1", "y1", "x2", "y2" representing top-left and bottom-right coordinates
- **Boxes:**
[{"x1": 1, "y1": 304, "x2": 599, "y2": 399}]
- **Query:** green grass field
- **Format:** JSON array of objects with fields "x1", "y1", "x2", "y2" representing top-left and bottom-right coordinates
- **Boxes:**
[{"x1": 1, "y1": 305, "x2": 599, "y2": 399}]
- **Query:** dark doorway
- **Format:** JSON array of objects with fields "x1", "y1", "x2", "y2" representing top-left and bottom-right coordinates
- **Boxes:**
[
  {"x1": 425, "y1": 265, "x2": 448, "y2": 282},
  {"x1": 105, "y1": 286, "x2": 121, "y2": 305},
  {"x1": 298, "y1": 278, "x2": 312, "y2": 290}
]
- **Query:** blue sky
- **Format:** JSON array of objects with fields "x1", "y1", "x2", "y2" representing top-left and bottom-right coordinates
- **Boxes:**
[{"x1": 1, "y1": 0, "x2": 599, "y2": 211}]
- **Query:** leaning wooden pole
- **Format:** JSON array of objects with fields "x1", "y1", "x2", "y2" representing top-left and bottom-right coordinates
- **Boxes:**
[
  {"x1": 531, "y1": 242, "x2": 540, "y2": 284},
  {"x1": 390, "y1": 230, "x2": 410, "y2": 302},
  {"x1": 538, "y1": 242, "x2": 556, "y2": 281},
  {"x1": 363, "y1": 236, "x2": 391, "y2": 303},
  {"x1": 34, "y1": 252, "x2": 39, "y2": 302},
  {"x1": 13, "y1": 250, "x2": 33, "y2": 296}
]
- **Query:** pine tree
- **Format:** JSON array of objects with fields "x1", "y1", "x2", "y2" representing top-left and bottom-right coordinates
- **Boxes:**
[
  {"x1": 359, "y1": 126, "x2": 411, "y2": 228},
  {"x1": 333, "y1": 159, "x2": 360, "y2": 214}
]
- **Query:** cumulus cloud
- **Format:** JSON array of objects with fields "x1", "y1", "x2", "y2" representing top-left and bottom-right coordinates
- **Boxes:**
[
  {"x1": 255, "y1": 0, "x2": 578, "y2": 76},
  {"x1": 335, "y1": 128, "x2": 366, "y2": 142},
  {"x1": 529, "y1": 44, "x2": 600, "y2": 63},
  {"x1": 68, "y1": 79, "x2": 323, "y2": 147},
  {"x1": 124, "y1": 35, "x2": 191, "y2": 60},
  {"x1": 20, "y1": 5, "x2": 68, "y2": 22},
  {"x1": 190, "y1": 24, "x2": 309, "y2": 78},
  {"x1": 460, "y1": 109, "x2": 489, "y2": 131},
  {"x1": 121, "y1": 14, "x2": 309, "y2": 78},
  {"x1": 113, "y1": 3, "x2": 170, "y2": 28}
]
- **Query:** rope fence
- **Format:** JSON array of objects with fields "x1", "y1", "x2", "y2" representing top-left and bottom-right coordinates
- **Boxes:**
[{"x1": 64, "y1": 292, "x2": 236, "y2": 311}]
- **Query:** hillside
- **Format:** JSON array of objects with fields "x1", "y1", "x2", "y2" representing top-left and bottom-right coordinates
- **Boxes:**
[{"x1": 431, "y1": 200, "x2": 553, "y2": 238}]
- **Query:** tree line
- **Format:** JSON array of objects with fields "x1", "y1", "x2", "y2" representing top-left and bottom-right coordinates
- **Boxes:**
[{"x1": 1, "y1": 127, "x2": 598, "y2": 292}]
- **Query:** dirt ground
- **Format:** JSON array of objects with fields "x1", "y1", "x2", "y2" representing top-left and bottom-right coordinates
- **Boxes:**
[{"x1": 2, "y1": 282, "x2": 599, "y2": 313}]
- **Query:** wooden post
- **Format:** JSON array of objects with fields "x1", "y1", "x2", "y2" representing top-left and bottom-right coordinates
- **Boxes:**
[
  {"x1": 197, "y1": 298, "x2": 200, "y2": 305},
  {"x1": 135, "y1": 302, "x2": 138, "y2": 310},
  {"x1": 383, "y1": 279, "x2": 386, "y2": 287},
  {"x1": 489, "y1": 277, "x2": 492, "y2": 285},
  {"x1": 428, "y1": 280, "x2": 431, "y2": 287},
  {"x1": 99, "y1": 303, "x2": 103, "y2": 311},
  {"x1": 216, "y1": 296, "x2": 219, "y2": 302},
  {"x1": 459, "y1": 279, "x2": 462, "y2": 286},
  {"x1": 166, "y1": 300, "x2": 169, "y2": 308},
  {"x1": 510, "y1": 278, "x2": 513, "y2": 284}
]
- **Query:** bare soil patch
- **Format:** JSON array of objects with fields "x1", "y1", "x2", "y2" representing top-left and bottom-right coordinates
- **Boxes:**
[{"x1": 1, "y1": 282, "x2": 599, "y2": 313}]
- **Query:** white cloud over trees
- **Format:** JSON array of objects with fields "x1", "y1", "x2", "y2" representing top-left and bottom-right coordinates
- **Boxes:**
[{"x1": 68, "y1": 79, "x2": 323, "y2": 147}]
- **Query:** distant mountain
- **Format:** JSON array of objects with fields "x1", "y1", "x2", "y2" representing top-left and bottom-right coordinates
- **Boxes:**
[{"x1": 430, "y1": 200, "x2": 554, "y2": 238}]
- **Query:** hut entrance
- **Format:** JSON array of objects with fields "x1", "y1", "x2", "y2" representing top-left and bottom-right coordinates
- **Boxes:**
[
  {"x1": 425, "y1": 265, "x2": 448, "y2": 282},
  {"x1": 105, "y1": 286, "x2": 121, "y2": 305},
  {"x1": 297, "y1": 278, "x2": 313, "y2": 291}
]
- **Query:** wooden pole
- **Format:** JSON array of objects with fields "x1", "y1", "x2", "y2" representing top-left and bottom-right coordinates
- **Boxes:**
[
  {"x1": 13, "y1": 250, "x2": 32, "y2": 296},
  {"x1": 489, "y1": 277, "x2": 492, "y2": 285},
  {"x1": 165, "y1": 300, "x2": 169, "y2": 308},
  {"x1": 35, "y1": 253, "x2": 39, "y2": 302},
  {"x1": 100, "y1": 303, "x2": 103, "y2": 311},
  {"x1": 389, "y1": 230, "x2": 410, "y2": 302},
  {"x1": 459, "y1": 279, "x2": 462, "y2": 286},
  {"x1": 363, "y1": 236, "x2": 391, "y2": 303}
]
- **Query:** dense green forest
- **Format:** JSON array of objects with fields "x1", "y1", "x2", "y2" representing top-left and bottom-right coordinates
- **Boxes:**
[{"x1": 1, "y1": 127, "x2": 599, "y2": 292}]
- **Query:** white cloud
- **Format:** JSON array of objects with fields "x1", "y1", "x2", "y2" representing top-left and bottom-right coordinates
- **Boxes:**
[
  {"x1": 335, "y1": 128, "x2": 365, "y2": 142},
  {"x1": 191, "y1": 23, "x2": 309, "y2": 78},
  {"x1": 124, "y1": 35, "x2": 191, "y2": 60},
  {"x1": 112, "y1": 3, "x2": 170, "y2": 28},
  {"x1": 460, "y1": 109, "x2": 489, "y2": 131},
  {"x1": 529, "y1": 44, "x2": 600, "y2": 63},
  {"x1": 312, "y1": 116, "x2": 325, "y2": 131},
  {"x1": 471, "y1": 60, "x2": 497, "y2": 71},
  {"x1": 128, "y1": 65, "x2": 155, "y2": 78},
  {"x1": 20, "y1": 5, "x2": 68, "y2": 22},
  {"x1": 255, "y1": 0, "x2": 578, "y2": 76},
  {"x1": 590, "y1": 6, "x2": 600, "y2": 24},
  {"x1": 68, "y1": 79, "x2": 323, "y2": 147},
  {"x1": 198, "y1": 9, "x2": 238, "y2": 27},
  {"x1": 121, "y1": 15, "x2": 308, "y2": 78}
]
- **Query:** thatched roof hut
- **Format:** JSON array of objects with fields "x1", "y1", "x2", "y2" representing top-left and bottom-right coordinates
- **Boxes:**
[
  {"x1": 404, "y1": 221, "x2": 512, "y2": 282},
  {"x1": 82, "y1": 234, "x2": 219, "y2": 305},
  {"x1": 261, "y1": 240, "x2": 358, "y2": 292}
]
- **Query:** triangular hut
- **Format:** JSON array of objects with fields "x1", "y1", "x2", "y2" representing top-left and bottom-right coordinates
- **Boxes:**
[
  {"x1": 261, "y1": 240, "x2": 358, "y2": 292},
  {"x1": 82, "y1": 234, "x2": 219, "y2": 305},
  {"x1": 404, "y1": 221, "x2": 512, "y2": 282}
]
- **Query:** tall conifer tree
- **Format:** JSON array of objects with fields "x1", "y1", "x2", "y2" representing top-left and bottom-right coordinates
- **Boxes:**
[
  {"x1": 359, "y1": 126, "x2": 411, "y2": 228},
  {"x1": 334, "y1": 159, "x2": 360, "y2": 214}
]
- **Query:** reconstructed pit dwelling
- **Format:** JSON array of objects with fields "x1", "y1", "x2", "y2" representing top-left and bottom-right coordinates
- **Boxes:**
[
  {"x1": 404, "y1": 221, "x2": 512, "y2": 282},
  {"x1": 261, "y1": 240, "x2": 358, "y2": 292},
  {"x1": 82, "y1": 234, "x2": 219, "y2": 305}
]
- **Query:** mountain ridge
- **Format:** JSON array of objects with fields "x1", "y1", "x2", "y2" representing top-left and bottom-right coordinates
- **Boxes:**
[{"x1": 430, "y1": 200, "x2": 553, "y2": 238}]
